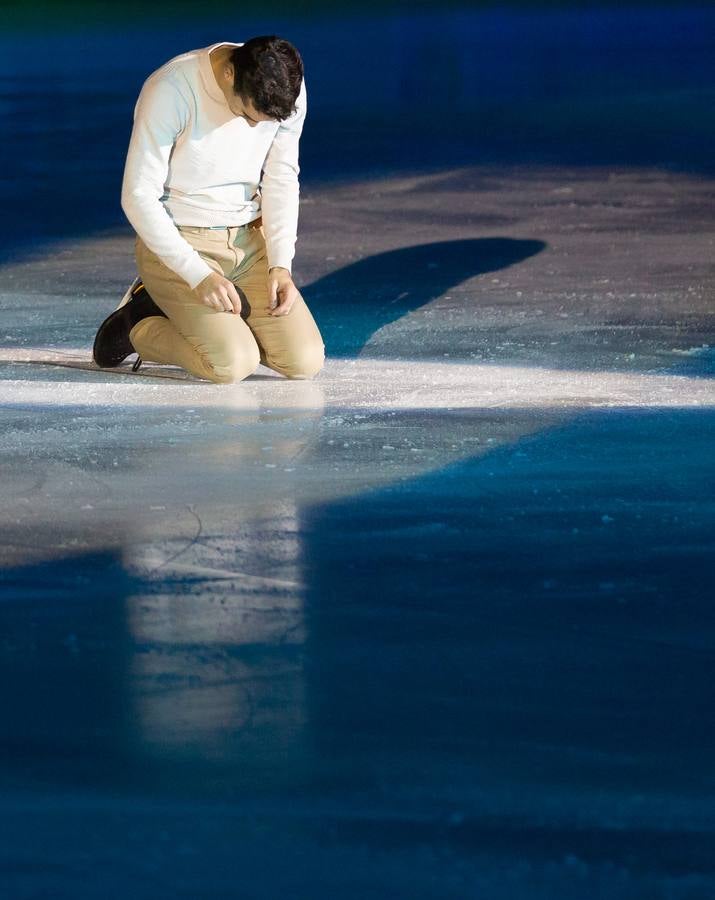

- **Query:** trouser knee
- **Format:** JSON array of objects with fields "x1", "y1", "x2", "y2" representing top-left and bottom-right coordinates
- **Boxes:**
[
  {"x1": 206, "y1": 347, "x2": 261, "y2": 384},
  {"x1": 276, "y1": 345, "x2": 326, "y2": 380}
]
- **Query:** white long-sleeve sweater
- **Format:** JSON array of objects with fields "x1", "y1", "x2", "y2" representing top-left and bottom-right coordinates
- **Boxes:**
[{"x1": 121, "y1": 42, "x2": 307, "y2": 289}]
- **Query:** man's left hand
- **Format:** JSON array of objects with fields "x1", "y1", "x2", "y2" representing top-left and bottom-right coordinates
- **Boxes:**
[{"x1": 268, "y1": 267, "x2": 298, "y2": 316}]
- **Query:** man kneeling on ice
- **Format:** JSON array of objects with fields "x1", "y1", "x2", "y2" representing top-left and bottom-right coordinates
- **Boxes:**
[{"x1": 93, "y1": 35, "x2": 325, "y2": 383}]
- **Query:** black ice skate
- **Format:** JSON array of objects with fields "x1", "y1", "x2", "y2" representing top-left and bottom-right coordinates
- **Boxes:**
[{"x1": 92, "y1": 278, "x2": 167, "y2": 372}]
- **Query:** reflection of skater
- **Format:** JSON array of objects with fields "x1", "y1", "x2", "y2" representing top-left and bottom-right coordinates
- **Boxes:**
[{"x1": 93, "y1": 36, "x2": 325, "y2": 383}]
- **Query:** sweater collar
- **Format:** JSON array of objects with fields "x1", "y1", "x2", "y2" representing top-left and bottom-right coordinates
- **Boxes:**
[{"x1": 200, "y1": 42, "x2": 242, "y2": 105}]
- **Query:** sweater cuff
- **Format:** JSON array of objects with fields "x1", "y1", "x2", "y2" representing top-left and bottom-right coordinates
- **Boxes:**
[
  {"x1": 182, "y1": 256, "x2": 214, "y2": 290},
  {"x1": 266, "y1": 241, "x2": 295, "y2": 274}
]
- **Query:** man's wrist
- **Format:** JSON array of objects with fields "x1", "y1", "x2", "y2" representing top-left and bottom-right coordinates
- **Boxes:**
[{"x1": 269, "y1": 266, "x2": 290, "y2": 274}]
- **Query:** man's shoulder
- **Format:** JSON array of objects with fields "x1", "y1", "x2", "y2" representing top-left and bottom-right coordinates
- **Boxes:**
[
  {"x1": 143, "y1": 47, "x2": 203, "y2": 92},
  {"x1": 135, "y1": 48, "x2": 206, "y2": 117}
]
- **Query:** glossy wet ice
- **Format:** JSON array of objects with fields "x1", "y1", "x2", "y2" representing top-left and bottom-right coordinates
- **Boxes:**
[{"x1": 1, "y1": 7, "x2": 715, "y2": 899}]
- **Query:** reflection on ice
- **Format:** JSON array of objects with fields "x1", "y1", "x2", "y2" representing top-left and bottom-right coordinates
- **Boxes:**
[
  {"x1": 124, "y1": 500, "x2": 309, "y2": 766},
  {"x1": 127, "y1": 500, "x2": 305, "y2": 648}
]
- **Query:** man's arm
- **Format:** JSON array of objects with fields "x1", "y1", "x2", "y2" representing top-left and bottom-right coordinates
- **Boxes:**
[
  {"x1": 260, "y1": 79, "x2": 307, "y2": 276},
  {"x1": 120, "y1": 76, "x2": 214, "y2": 291}
]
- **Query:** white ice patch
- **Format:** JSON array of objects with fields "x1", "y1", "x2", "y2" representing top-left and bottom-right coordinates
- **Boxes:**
[{"x1": 0, "y1": 348, "x2": 713, "y2": 410}]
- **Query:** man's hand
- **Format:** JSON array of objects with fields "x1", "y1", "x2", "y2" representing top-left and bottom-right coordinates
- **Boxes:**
[
  {"x1": 268, "y1": 267, "x2": 299, "y2": 316},
  {"x1": 194, "y1": 271, "x2": 241, "y2": 313}
]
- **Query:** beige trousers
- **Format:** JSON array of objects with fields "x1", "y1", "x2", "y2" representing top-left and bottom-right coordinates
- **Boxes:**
[{"x1": 129, "y1": 221, "x2": 325, "y2": 383}]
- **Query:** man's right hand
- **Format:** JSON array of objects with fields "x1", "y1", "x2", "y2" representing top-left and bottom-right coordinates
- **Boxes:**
[{"x1": 194, "y1": 271, "x2": 241, "y2": 314}]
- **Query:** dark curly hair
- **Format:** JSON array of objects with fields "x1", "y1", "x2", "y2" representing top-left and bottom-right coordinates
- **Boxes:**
[{"x1": 230, "y1": 36, "x2": 304, "y2": 121}]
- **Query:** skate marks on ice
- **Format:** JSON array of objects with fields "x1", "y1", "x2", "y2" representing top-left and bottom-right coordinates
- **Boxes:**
[{"x1": 1, "y1": 347, "x2": 197, "y2": 381}]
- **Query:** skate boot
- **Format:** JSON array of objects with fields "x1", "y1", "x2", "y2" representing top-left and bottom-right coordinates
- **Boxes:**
[{"x1": 93, "y1": 279, "x2": 167, "y2": 372}]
